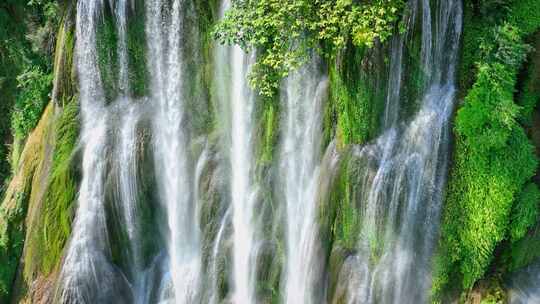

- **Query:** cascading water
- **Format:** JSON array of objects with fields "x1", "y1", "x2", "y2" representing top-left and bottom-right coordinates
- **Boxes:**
[
  {"x1": 508, "y1": 262, "x2": 540, "y2": 304},
  {"x1": 146, "y1": 0, "x2": 201, "y2": 302},
  {"x1": 280, "y1": 58, "x2": 328, "y2": 304},
  {"x1": 60, "y1": 0, "x2": 204, "y2": 302},
  {"x1": 214, "y1": 1, "x2": 259, "y2": 302},
  {"x1": 58, "y1": 1, "x2": 127, "y2": 302},
  {"x1": 114, "y1": 0, "x2": 129, "y2": 93},
  {"x1": 113, "y1": 100, "x2": 145, "y2": 297},
  {"x1": 111, "y1": 0, "x2": 147, "y2": 296},
  {"x1": 57, "y1": 0, "x2": 464, "y2": 303},
  {"x1": 336, "y1": 0, "x2": 462, "y2": 303}
]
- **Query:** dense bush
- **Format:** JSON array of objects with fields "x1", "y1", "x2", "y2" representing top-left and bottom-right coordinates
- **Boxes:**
[
  {"x1": 0, "y1": 192, "x2": 28, "y2": 302},
  {"x1": 11, "y1": 67, "x2": 53, "y2": 137},
  {"x1": 434, "y1": 22, "x2": 539, "y2": 297},
  {"x1": 0, "y1": 0, "x2": 59, "y2": 184},
  {"x1": 510, "y1": 183, "x2": 540, "y2": 243},
  {"x1": 214, "y1": 0, "x2": 404, "y2": 96}
]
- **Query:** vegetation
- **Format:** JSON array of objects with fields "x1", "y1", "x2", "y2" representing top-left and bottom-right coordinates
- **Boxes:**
[
  {"x1": 23, "y1": 99, "x2": 79, "y2": 278},
  {"x1": 0, "y1": 192, "x2": 29, "y2": 302},
  {"x1": 0, "y1": 104, "x2": 54, "y2": 303},
  {"x1": 434, "y1": 0, "x2": 540, "y2": 297},
  {"x1": 326, "y1": 46, "x2": 385, "y2": 146},
  {"x1": 214, "y1": 0, "x2": 404, "y2": 97},
  {"x1": 11, "y1": 67, "x2": 53, "y2": 138},
  {"x1": 0, "y1": 0, "x2": 60, "y2": 191},
  {"x1": 0, "y1": 0, "x2": 539, "y2": 303}
]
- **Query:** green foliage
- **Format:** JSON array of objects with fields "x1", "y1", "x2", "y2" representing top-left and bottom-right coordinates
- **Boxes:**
[
  {"x1": 509, "y1": 183, "x2": 540, "y2": 243},
  {"x1": 508, "y1": 224, "x2": 540, "y2": 271},
  {"x1": 96, "y1": 9, "x2": 119, "y2": 102},
  {"x1": 507, "y1": 0, "x2": 540, "y2": 36},
  {"x1": 0, "y1": 191, "x2": 29, "y2": 303},
  {"x1": 24, "y1": 99, "x2": 79, "y2": 277},
  {"x1": 11, "y1": 67, "x2": 53, "y2": 138},
  {"x1": 516, "y1": 44, "x2": 540, "y2": 126},
  {"x1": 0, "y1": 0, "x2": 60, "y2": 187},
  {"x1": 214, "y1": 0, "x2": 404, "y2": 96},
  {"x1": 458, "y1": 0, "x2": 540, "y2": 93},
  {"x1": 259, "y1": 100, "x2": 278, "y2": 164},
  {"x1": 329, "y1": 60, "x2": 378, "y2": 146},
  {"x1": 434, "y1": 23, "x2": 538, "y2": 297},
  {"x1": 126, "y1": 3, "x2": 149, "y2": 98}
]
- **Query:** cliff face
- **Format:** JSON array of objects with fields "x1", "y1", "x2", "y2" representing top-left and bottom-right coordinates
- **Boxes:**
[
  {"x1": 0, "y1": 0, "x2": 538, "y2": 303},
  {"x1": 0, "y1": 3, "x2": 79, "y2": 302}
]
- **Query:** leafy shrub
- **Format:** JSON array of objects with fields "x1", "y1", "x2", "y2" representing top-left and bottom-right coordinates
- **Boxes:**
[
  {"x1": 434, "y1": 23, "x2": 538, "y2": 295},
  {"x1": 510, "y1": 183, "x2": 540, "y2": 243},
  {"x1": 0, "y1": 192, "x2": 29, "y2": 303},
  {"x1": 11, "y1": 67, "x2": 53, "y2": 138},
  {"x1": 214, "y1": 0, "x2": 404, "y2": 96}
]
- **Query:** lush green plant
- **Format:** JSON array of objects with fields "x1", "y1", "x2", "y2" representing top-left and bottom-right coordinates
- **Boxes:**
[
  {"x1": 214, "y1": 0, "x2": 404, "y2": 97},
  {"x1": 508, "y1": 0, "x2": 540, "y2": 36},
  {"x1": 510, "y1": 183, "x2": 540, "y2": 243},
  {"x1": 434, "y1": 23, "x2": 538, "y2": 296},
  {"x1": 11, "y1": 67, "x2": 53, "y2": 137},
  {"x1": 0, "y1": 0, "x2": 60, "y2": 186},
  {"x1": 23, "y1": 99, "x2": 79, "y2": 278},
  {"x1": 0, "y1": 192, "x2": 29, "y2": 303},
  {"x1": 508, "y1": 224, "x2": 540, "y2": 271}
]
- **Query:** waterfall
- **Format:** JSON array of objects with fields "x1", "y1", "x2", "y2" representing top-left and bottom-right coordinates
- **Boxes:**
[
  {"x1": 509, "y1": 262, "x2": 540, "y2": 304},
  {"x1": 114, "y1": 0, "x2": 129, "y2": 93},
  {"x1": 146, "y1": 0, "x2": 201, "y2": 302},
  {"x1": 214, "y1": 1, "x2": 259, "y2": 302},
  {"x1": 111, "y1": 0, "x2": 147, "y2": 297},
  {"x1": 337, "y1": 0, "x2": 462, "y2": 303},
  {"x1": 60, "y1": 0, "x2": 204, "y2": 302},
  {"x1": 113, "y1": 99, "x2": 145, "y2": 298},
  {"x1": 281, "y1": 58, "x2": 328, "y2": 304},
  {"x1": 57, "y1": 0, "x2": 464, "y2": 303},
  {"x1": 58, "y1": 0, "x2": 128, "y2": 302}
]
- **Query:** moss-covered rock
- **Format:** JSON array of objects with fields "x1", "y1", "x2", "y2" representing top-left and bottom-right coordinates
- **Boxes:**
[
  {"x1": 22, "y1": 99, "x2": 80, "y2": 285},
  {"x1": 325, "y1": 43, "x2": 387, "y2": 148},
  {"x1": 0, "y1": 103, "x2": 55, "y2": 303}
]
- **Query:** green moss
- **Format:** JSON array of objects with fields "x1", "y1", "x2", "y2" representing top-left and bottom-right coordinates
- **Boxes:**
[
  {"x1": 516, "y1": 35, "x2": 540, "y2": 126},
  {"x1": 22, "y1": 99, "x2": 79, "y2": 280},
  {"x1": 435, "y1": 24, "x2": 538, "y2": 298},
  {"x1": 459, "y1": 0, "x2": 540, "y2": 94},
  {"x1": 327, "y1": 44, "x2": 385, "y2": 147},
  {"x1": 42, "y1": 99, "x2": 79, "y2": 274},
  {"x1": 53, "y1": 8, "x2": 77, "y2": 105},
  {"x1": 126, "y1": 3, "x2": 149, "y2": 98},
  {"x1": 508, "y1": 224, "x2": 540, "y2": 271},
  {"x1": 458, "y1": 2, "x2": 492, "y2": 93},
  {"x1": 259, "y1": 99, "x2": 279, "y2": 165},
  {"x1": 330, "y1": 155, "x2": 360, "y2": 250},
  {"x1": 509, "y1": 183, "x2": 540, "y2": 243},
  {"x1": 0, "y1": 191, "x2": 29, "y2": 303},
  {"x1": 96, "y1": 6, "x2": 119, "y2": 102},
  {"x1": 0, "y1": 102, "x2": 54, "y2": 302},
  {"x1": 508, "y1": 0, "x2": 540, "y2": 36}
]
